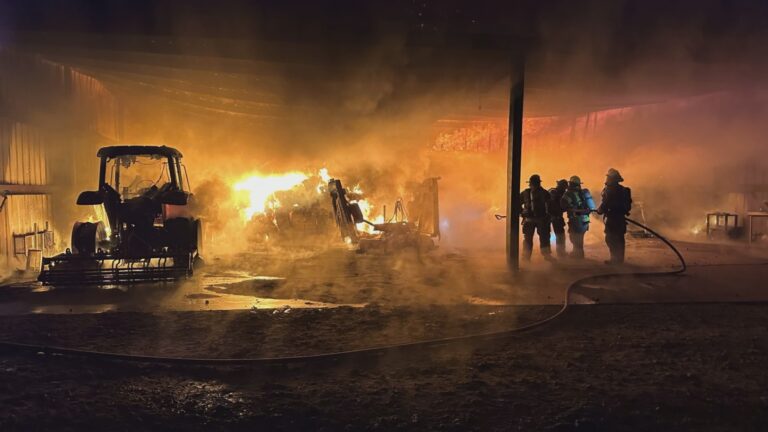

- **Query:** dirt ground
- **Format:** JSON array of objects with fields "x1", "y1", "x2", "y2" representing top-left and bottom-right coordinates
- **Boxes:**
[
  {"x1": 1, "y1": 304, "x2": 768, "y2": 431},
  {"x1": 1, "y1": 238, "x2": 768, "y2": 430}
]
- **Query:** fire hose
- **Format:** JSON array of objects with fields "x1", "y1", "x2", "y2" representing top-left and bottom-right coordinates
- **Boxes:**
[{"x1": 0, "y1": 217, "x2": 685, "y2": 366}]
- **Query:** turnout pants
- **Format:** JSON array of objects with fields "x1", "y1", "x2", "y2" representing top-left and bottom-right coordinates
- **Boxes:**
[
  {"x1": 605, "y1": 231, "x2": 626, "y2": 263},
  {"x1": 551, "y1": 217, "x2": 566, "y2": 256},
  {"x1": 569, "y1": 232, "x2": 585, "y2": 258},
  {"x1": 567, "y1": 220, "x2": 589, "y2": 259},
  {"x1": 522, "y1": 217, "x2": 551, "y2": 259},
  {"x1": 605, "y1": 216, "x2": 627, "y2": 264}
]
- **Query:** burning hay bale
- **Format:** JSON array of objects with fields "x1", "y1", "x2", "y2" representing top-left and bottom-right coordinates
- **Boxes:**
[
  {"x1": 195, "y1": 166, "x2": 443, "y2": 254},
  {"x1": 234, "y1": 171, "x2": 337, "y2": 245}
]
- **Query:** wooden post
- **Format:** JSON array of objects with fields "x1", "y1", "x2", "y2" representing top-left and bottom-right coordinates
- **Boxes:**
[{"x1": 506, "y1": 62, "x2": 525, "y2": 271}]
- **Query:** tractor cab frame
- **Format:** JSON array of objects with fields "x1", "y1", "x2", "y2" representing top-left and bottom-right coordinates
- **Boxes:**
[{"x1": 39, "y1": 145, "x2": 202, "y2": 285}]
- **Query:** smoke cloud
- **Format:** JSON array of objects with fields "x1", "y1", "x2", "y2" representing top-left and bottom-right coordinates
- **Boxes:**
[{"x1": 3, "y1": 0, "x2": 768, "y2": 254}]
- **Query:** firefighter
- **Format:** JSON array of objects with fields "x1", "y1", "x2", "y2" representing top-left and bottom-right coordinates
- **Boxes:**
[
  {"x1": 560, "y1": 175, "x2": 596, "y2": 259},
  {"x1": 520, "y1": 174, "x2": 552, "y2": 260},
  {"x1": 597, "y1": 168, "x2": 632, "y2": 265},
  {"x1": 548, "y1": 179, "x2": 569, "y2": 257}
]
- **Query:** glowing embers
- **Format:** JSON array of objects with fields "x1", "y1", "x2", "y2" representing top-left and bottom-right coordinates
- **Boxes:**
[
  {"x1": 233, "y1": 172, "x2": 310, "y2": 220},
  {"x1": 328, "y1": 177, "x2": 441, "y2": 252},
  {"x1": 432, "y1": 119, "x2": 507, "y2": 153},
  {"x1": 348, "y1": 192, "x2": 383, "y2": 234}
]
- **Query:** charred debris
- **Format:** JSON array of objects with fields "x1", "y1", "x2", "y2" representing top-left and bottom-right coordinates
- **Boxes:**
[{"x1": 38, "y1": 144, "x2": 442, "y2": 285}]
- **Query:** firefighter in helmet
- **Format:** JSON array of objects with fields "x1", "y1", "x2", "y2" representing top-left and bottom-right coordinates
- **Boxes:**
[
  {"x1": 548, "y1": 179, "x2": 569, "y2": 257},
  {"x1": 597, "y1": 168, "x2": 632, "y2": 264},
  {"x1": 560, "y1": 175, "x2": 596, "y2": 259},
  {"x1": 520, "y1": 174, "x2": 551, "y2": 260}
]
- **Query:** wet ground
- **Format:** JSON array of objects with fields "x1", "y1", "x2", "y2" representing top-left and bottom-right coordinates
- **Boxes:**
[
  {"x1": 1, "y1": 237, "x2": 768, "y2": 430},
  {"x1": 1, "y1": 236, "x2": 766, "y2": 316},
  {"x1": 2, "y1": 303, "x2": 768, "y2": 431}
]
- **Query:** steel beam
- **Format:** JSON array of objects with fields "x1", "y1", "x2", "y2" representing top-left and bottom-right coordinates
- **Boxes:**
[
  {"x1": 506, "y1": 62, "x2": 525, "y2": 271},
  {"x1": 0, "y1": 184, "x2": 52, "y2": 195}
]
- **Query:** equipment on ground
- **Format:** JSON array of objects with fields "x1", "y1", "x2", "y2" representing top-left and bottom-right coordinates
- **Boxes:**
[
  {"x1": 328, "y1": 179, "x2": 364, "y2": 244},
  {"x1": 39, "y1": 145, "x2": 202, "y2": 285},
  {"x1": 329, "y1": 177, "x2": 440, "y2": 252}
]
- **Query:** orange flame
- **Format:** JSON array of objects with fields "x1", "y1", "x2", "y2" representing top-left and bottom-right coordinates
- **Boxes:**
[{"x1": 233, "y1": 172, "x2": 309, "y2": 220}]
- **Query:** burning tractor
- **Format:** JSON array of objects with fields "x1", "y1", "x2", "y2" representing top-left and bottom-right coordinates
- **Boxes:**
[{"x1": 39, "y1": 145, "x2": 202, "y2": 285}]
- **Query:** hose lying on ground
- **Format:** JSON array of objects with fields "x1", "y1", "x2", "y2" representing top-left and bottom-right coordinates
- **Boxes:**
[{"x1": 0, "y1": 217, "x2": 686, "y2": 366}]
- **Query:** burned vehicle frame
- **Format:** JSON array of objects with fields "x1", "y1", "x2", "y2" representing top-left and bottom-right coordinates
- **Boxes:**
[
  {"x1": 39, "y1": 145, "x2": 202, "y2": 285},
  {"x1": 329, "y1": 177, "x2": 441, "y2": 252}
]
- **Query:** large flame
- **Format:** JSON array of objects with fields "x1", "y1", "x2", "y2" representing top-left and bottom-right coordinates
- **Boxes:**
[
  {"x1": 231, "y1": 169, "x2": 384, "y2": 237},
  {"x1": 234, "y1": 172, "x2": 309, "y2": 220},
  {"x1": 351, "y1": 192, "x2": 384, "y2": 234}
]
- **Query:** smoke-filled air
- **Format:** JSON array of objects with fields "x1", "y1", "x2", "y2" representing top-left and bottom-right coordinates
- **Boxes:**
[{"x1": 3, "y1": 1, "x2": 768, "y2": 429}]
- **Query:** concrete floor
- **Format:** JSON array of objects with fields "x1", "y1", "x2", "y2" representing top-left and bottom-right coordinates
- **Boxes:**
[{"x1": 0, "y1": 235, "x2": 766, "y2": 315}]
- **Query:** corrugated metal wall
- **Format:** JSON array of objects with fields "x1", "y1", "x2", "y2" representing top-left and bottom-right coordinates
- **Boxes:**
[
  {"x1": 0, "y1": 48, "x2": 126, "y2": 270},
  {"x1": 0, "y1": 49, "x2": 123, "y2": 143},
  {"x1": 0, "y1": 119, "x2": 53, "y2": 269},
  {"x1": 0, "y1": 121, "x2": 49, "y2": 185},
  {"x1": 39, "y1": 58, "x2": 123, "y2": 142}
]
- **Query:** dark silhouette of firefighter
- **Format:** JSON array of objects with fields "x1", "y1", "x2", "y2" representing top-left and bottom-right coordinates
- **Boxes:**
[
  {"x1": 548, "y1": 179, "x2": 568, "y2": 257},
  {"x1": 520, "y1": 174, "x2": 551, "y2": 260},
  {"x1": 597, "y1": 168, "x2": 632, "y2": 264},
  {"x1": 560, "y1": 176, "x2": 596, "y2": 259}
]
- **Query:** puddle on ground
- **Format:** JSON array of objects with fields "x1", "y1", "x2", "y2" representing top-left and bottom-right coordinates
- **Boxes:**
[
  {"x1": 188, "y1": 271, "x2": 365, "y2": 310},
  {"x1": 200, "y1": 272, "x2": 285, "y2": 287},
  {"x1": 568, "y1": 293, "x2": 598, "y2": 304},
  {"x1": 0, "y1": 271, "x2": 364, "y2": 315},
  {"x1": 185, "y1": 293, "x2": 221, "y2": 300},
  {"x1": 172, "y1": 293, "x2": 364, "y2": 311},
  {"x1": 579, "y1": 282, "x2": 626, "y2": 291},
  {"x1": 464, "y1": 296, "x2": 512, "y2": 306},
  {"x1": 29, "y1": 304, "x2": 119, "y2": 314},
  {"x1": 30, "y1": 285, "x2": 53, "y2": 293}
]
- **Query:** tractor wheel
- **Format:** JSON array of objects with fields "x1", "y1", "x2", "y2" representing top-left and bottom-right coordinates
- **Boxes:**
[
  {"x1": 71, "y1": 221, "x2": 103, "y2": 255},
  {"x1": 164, "y1": 217, "x2": 202, "y2": 254}
]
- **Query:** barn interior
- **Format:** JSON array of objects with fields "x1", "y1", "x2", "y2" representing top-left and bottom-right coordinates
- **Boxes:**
[{"x1": 1, "y1": 1, "x2": 768, "y2": 430}]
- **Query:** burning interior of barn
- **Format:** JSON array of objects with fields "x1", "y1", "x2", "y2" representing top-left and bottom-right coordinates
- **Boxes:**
[{"x1": 1, "y1": 1, "x2": 768, "y2": 430}]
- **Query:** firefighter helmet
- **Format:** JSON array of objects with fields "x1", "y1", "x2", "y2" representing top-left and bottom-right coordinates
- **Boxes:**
[{"x1": 606, "y1": 168, "x2": 624, "y2": 182}]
